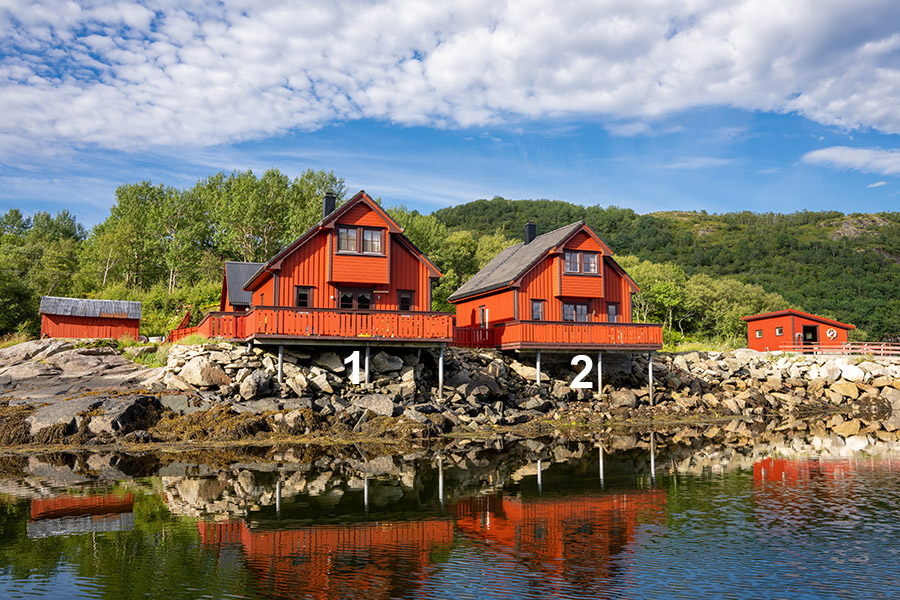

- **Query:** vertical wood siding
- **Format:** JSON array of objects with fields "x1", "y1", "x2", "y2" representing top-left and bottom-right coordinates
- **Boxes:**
[{"x1": 41, "y1": 315, "x2": 140, "y2": 339}]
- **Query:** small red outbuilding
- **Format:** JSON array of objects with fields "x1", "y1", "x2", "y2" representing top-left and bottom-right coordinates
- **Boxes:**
[
  {"x1": 40, "y1": 296, "x2": 141, "y2": 340},
  {"x1": 742, "y1": 309, "x2": 854, "y2": 352}
]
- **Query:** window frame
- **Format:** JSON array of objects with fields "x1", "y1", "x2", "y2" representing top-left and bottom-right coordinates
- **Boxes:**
[
  {"x1": 337, "y1": 288, "x2": 376, "y2": 311},
  {"x1": 562, "y1": 301, "x2": 589, "y2": 322},
  {"x1": 562, "y1": 250, "x2": 600, "y2": 275},
  {"x1": 755, "y1": 329, "x2": 763, "y2": 339},
  {"x1": 775, "y1": 327, "x2": 783, "y2": 337},
  {"x1": 294, "y1": 286, "x2": 313, "y2": 308},
  {"x1": 398, "y1": 290, "x2": 414, "y2": 311},
  {"x1": 335, "y1": 225, "x2": 385, "y2": 256},
  {"x1": 531, "y1": 299, "x2": 545, "y2": 321},
  {"x1": 606, "y1": 302, "x2": 619, "y2": 323}
]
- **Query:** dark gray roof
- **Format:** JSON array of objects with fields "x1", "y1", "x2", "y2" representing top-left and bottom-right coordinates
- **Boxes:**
[
  {"x1": 225, "y1": 261, "x2": 265, "y2": 306},
  {"x1": 448, "y1": 221, "x2": 584, "y2": 301},
  {"x1": 39, "y1": 296, "x2": 141, "y2": 319}
]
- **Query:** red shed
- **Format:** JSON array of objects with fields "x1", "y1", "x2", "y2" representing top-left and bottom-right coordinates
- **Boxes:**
[
  {"x1": 742, "y1": 309, "x2": 854, "y2": 352},
  {"x1": 40, "y1": 296, "x2": 141, "y2": 340}
]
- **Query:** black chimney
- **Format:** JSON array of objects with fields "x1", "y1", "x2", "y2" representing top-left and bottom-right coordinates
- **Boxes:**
[
  {"x1": 524, "y1": 220, "x2": 536, "y2": 244},
  {"x1": 322, "y1": 191, "x2": 336, "y2": 219}
]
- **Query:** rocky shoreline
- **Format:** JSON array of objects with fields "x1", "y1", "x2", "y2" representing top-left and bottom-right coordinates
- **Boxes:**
[{"x1": 1, "y1": 338, "x2": 899, "y2": 450}]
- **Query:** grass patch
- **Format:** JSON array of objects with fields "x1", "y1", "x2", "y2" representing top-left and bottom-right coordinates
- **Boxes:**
[
  {"x1": 0, "y1": 332, "x2": 32, "y2": 349},
  {"x1": 172, "y1": 333, "x2": 209, "y2": 345}
]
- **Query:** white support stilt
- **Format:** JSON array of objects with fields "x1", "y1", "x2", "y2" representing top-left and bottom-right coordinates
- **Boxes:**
[
  {"x1": 537, "y1": 459, "x2": 543, "y2": 493},
  {"x1": 364, "y1": 476, "x2": 369, "y2": 513},
  {"x1": 597, "y1": 351, "x2": 603, "y2": 399},
  {"x1": 650, "y1": 432, "x2": 657, "y2": 485},
  {"x1": 648, "y1": 352, "x2": 654, "y2": 406},
  {"x1": 599, "y1": 444, "x2": 605, "y2": 487},
  {"x1": 365, "y1": 343, "x2": 370, "y2": 384},
  {"x1": 438, "y1": 457, "x2": 444, "y2": 509},
  {"x1": 275, "y1": 478, "x2": 282, "y2": 517},
  {"x1": 438, "y1": 345, "x2": 445, "y2": 399},
  {"x1": 536, "y1": 351, "x2": 542, "y2": 385},
  {"x1": 277, "y1": 344, "x2": 284, "y2": 384}
]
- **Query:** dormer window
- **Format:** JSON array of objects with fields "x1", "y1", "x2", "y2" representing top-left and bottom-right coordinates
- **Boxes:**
[
  {"x1": 336, "y1": 226, "x2": 384, "y2": 255},
  {"x1": 563, "y1": 251, "x2": 599, "y2": 274}
]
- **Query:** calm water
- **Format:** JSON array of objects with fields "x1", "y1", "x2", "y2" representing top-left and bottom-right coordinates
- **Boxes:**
[{"x1": 2, "y1": 437, "x2": 900, "y2": 599}]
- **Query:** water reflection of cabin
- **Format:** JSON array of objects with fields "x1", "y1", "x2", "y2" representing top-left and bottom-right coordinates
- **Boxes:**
[
  {"x1": 171, "y1": 191, "x2": 453, "y2": 350},
  {"x1": 27, "y1": 493, "x2": 135, "y2": 538},
  {"x1": 197, "y1": 491, "x2": 665, "y2": 598},
  {"x1": 449, "y1": 221, "x2": 662, "y2": 352}
]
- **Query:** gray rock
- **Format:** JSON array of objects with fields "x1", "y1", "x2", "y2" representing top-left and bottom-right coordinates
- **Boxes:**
[
  {"x1": 313, "y1": 352, "x2": 345, "y2": 373},
  {"x1": 163, "y1": 372, "x2": 196, "y2": 392},
  {"x1": 403, "y1": 408, "x2": 429, "y2": 423},
  {"x1": 0, "y1": 339, "x2": 72, "y2": 364},
  {"x1": 2, "y1": 361, "x2": 61, "y2": 380},
  {"x1": 372, "y1": 351, "x2": 403, "y2": 373},
  {"x1": 550, "y1": 380, "x2": 572, "y2": 400},
  {"x1": 46, "y1": 349, "x2": 131, "y2": 373},
  {"x1": 181, "y1": 356, "x2": 232, "y2": 388},
  {"x1": 239, "y1": 369, "x2": 272, "y2": 400},
  {"x1": 25, "y1": 397, "x2": 104, "y2": 436},
  {"x1": 160, "y1": 394, "x2": 215, "y2": 415},
  {"x1": 523, "y1": 398, "x2": 551, "y2": 412},
  {"x1": 286, "y1": 373, "x2": 309, "y2": 397},
  {"x1": 608, "y1": 390, "x2": 637, "y2": 408},
  {"x1": 309, "y1": 372, "x2": 333, "y2": 394},
  {"x1": 87, "y1": 396, "x2": 156, "y2": 436},
  {"x1": 124, "y1": 346, "x2": 156, "y2": 358},
  {"x1": 282, "y1": 397, "x2": 313, "y2": 411},
  {"x1": 353, "y1": 394, "x2": 399, "y2": 417},
  {"x1": 235, "y1": 398, "x2": 281, "y2": 414},
  {"x1": 840, "y1": 364, "x2": 866, "y2": 382}
]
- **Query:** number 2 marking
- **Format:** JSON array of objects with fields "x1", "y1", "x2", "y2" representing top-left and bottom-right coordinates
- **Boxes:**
[
  {"x1": 344, "y1": 350, "x2": 360, "y2": 384},
  {"x1": 571, "y1": 354, "x2": 593, "y2": 389}
]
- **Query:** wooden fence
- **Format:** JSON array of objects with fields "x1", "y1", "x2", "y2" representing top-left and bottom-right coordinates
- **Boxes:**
[{"x1": 779, "y1": 342, "x2": 900, "y2": 357}]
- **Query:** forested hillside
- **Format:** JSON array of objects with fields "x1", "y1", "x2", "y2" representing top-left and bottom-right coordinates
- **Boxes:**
[
  {"x1": 2, "y1": 176, "x2": 898, "y2": 345},
  {"x1": 434, "y1": 198, "x2": 900, "y2": 340}
]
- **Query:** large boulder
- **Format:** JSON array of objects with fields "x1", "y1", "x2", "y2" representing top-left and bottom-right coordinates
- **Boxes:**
[
  {"x1": 830, "y1": 381, "x2": 860, "y2": 400},
  {"x1": 0, "y1": 339, "x2": 72, "y2": 364},
  {"x1": 372, "y1": 352, "x2": 403, "y2": 374},
  {"x1": 239, "y1": 369, "x2": 272, "y2": 400},
  {"x1": 87, "y1": 395, "x2": 157, "y2": 436},
  {"x1": 25, "y1": 397, "x2": 104, "y2": 436},
  {"x1": 839, "y1": 363, "x2": 866, "y2": 383},
  {"x1": 608, "y1": 390, "x2": 637, "y2": 409},
  {"x1": 353, "y1": 394, "x2": 399, "y2": 417},
  {"x1": 313, "y1": 352, "x2": 345, "y2": 373},
  {"x1": 180, "y1": 356, "x2": 232, "y2": 388}
]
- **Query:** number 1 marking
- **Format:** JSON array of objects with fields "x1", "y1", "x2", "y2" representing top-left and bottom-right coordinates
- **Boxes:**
[
  {"x1": 571, "y1": 354, "x2": 593, "y2": 389},
  {"x1": 344, "y1": 350, "x2": 360, "y2": 385}
]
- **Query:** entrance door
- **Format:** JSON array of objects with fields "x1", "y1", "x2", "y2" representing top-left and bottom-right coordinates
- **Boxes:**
[{"x1": 802, "y1": 325, "x2": 818, "y2": 346}]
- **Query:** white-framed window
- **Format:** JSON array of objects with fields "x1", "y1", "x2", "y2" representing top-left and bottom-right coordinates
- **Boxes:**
[
  {"x1": 563, "y1": 251, "x2": 599, "y2": 274},
  {"x1": 775, "y1": 327, "x2": 783, "y2": 336},
  {"x1": 755, "y1": 329, "x2": 763, "y2": 338}
]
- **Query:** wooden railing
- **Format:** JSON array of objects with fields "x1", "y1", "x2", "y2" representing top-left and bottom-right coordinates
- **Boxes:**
[
  {"x1": 780, "y1": 342, "x2": 900, "y2": 357},
  {"x1": 493, "y1": 320, "x2": 663, "y2": 349},
  {"x1": 453, "y1": 326, "x2": 497, "y2": 348},
  {"x1": 170, "y1": 307, "x2": 453, "y2": 343}
]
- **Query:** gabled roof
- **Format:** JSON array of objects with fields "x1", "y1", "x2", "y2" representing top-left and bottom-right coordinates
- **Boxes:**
[
  {"x1": 742, "y1": 309, "x2": 855, "y2": 330},
  {"x1": 244, "y1": 190, "x2": 441, "y2": 290},
  {"x1": 224, "y1": 261, "x2": 264, "y2": 306},
  {"x1": 40, "y1": 296, "x2": 141, "y2": 319},
  {"x1": 448, "y1": 221, "x2": 584, "y2": 302}
]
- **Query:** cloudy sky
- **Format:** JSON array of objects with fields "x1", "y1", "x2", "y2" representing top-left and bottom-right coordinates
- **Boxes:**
[{"x1": 3, "y1": 0, "x2": 900, "y2": 226}]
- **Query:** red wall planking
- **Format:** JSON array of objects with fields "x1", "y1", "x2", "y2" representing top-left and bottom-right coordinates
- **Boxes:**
[{"x1": 41, "y1": 314, "x2": 140, "y2": 340}]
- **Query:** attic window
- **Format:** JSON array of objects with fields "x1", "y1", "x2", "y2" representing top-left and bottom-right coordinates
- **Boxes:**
[
  {"x1": 563, "y1": 251, "x2": 599, "y2": 274},
  {"x1": 337, "y1": 227, "x2": 357, "y2": 252},
  {"x1": 336, "y1": 226, "x2": 384, "y2": 255}
]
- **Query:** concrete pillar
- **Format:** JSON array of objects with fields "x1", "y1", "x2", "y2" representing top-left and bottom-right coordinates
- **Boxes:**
[
  {"x1": 537, "y1": 459, "x2": 543, "y2": 493},
  {"x1": 648, "y1": 352, "x2": 654, "y2": 406},
  {"x1": 536, "y1": 351, "x2": 542, "y2": 385},
  {"x1": 599, "y1": 444, "x2": 605, "y2": 487},
  {"x1": 277, "y1": 344, "x2": 284, "y2": 384},
  {"x1": 650, "y1": 431, "x2": 656, "y2": 485},
  {"x1": 275, "y1": 478, "x2": 282, "y2": 517},
  {"x1": 438, "y1": 457, "x2": 444, "y2": 509},
  {"x1": 364, "y1": 476, "x2": 369, "y2": 513}
]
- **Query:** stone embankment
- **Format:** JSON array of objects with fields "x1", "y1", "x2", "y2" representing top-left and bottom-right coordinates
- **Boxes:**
[{"x1": 1, "y1": 338, "x2": 899, "y2": 447}]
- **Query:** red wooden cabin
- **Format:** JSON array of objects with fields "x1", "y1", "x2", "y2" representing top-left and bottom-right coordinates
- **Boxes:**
[
  {"x1": 449, "y1": 221, "x2": 662, "y2": 351},
  {"x1": 40, "y1": 296, "x2": 141, "y2": 340},
  {"x1": 742, "y1": 309, "x2": 854, "y2": 352},
  {"x1": 171, "y1": 191, "x2": 452, "y2": 347}
]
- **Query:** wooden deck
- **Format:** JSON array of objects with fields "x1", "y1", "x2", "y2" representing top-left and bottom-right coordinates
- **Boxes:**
[
  {"x1": 453, "y1": 320, "x2": 663, "y2": 351},
  {"x1": 170, "y1": 307, "x2": 454, "y2": 345}
]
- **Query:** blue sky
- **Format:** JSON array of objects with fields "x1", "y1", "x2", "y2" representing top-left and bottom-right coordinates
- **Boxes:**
[{"x1": 3, "y1": 1, "x2": 900, "y2": 228}]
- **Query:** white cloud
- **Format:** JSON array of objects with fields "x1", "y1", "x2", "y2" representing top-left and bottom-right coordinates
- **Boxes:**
[
  {"x1": 3, "y1": 0, "x2": 900, "y2": 155},
  {"x1": 802, "y1": 146, "x2": 900, "y2": 175},
  {"x1": 868, "y1": 180, "x2": 888, "y2": 188},
  {"x1": 659, "y1": 156, "x2": 736, "y2": 170}
]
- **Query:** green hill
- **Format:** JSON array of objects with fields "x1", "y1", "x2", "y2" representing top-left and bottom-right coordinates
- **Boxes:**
[{"x1": 434, "y1": 198, "x2": 900, "y2": 340}]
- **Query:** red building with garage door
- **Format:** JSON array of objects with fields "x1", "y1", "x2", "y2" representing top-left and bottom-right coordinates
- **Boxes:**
[{"x1": 742, "y1": 309, "x2": 854, "y2": 352}]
